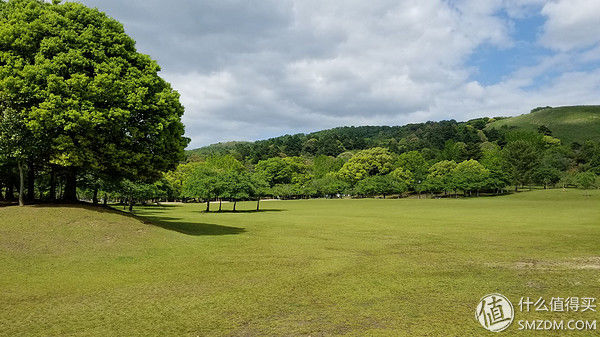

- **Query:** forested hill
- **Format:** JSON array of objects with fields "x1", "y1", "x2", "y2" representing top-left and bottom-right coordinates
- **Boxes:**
[{"x1": 187, "y1": 105, "x2": 600, "y2": 163}]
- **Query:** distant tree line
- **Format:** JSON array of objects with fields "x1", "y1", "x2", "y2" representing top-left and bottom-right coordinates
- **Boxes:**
[{"x1": 92, "y1": 125, "x2": 599, "y2": 212}]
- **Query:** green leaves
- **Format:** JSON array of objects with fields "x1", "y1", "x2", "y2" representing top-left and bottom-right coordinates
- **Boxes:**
[
  {"x1": 0, "y1": 0, "x2": 188, "y2": 192},
  {"x1": 338, "y1": 147, "x2": 394, "y2": 183},
  {"x1": 353, "y1": 175, "x2": 407, "y2": 197}
]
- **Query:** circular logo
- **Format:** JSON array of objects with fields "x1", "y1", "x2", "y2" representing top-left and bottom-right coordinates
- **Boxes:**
[{"x1": 475, "y1": 293, "x2": 514, "y2": 332}]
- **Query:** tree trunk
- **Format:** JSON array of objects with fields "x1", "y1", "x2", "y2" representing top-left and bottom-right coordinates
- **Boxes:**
[
  {"x1": 128, "y1": 197, "x2": 133, "y2": 212},
  {"x1": 514, "y1": 185, "x2": 518, "y2": 192},
  {"x1": 256, "y1": 198, "x2": 260, "y2": 211},
  {"x1": 219, "y1": 198, "x2": 222, "y2": 212},
  {"x1": 206, "y1": 199, "x2": 210, "y2": 212},
  {"x1": 103, "y1": 192, "x2": 108, "y2": 206},
  {"x1": 49, "y1": 167, "x2": 56, "y2": 202},
  {"x1": 0, "y1": 184, "x2": 3, "y2": 200},
  {"x1": 92, "y1": 188, "x2": 99, "y2": 205},
  {"x1": 63, "y1": 168, "x2": 77, "y2": 202},
  {"x1": 233, "y1": 201, "x2": 237, "y2": 212},
  {"x1": 27, "y1": 161, "x2": 35, "y2": 201},
  {"x1": 17, "y1": 160, "x2": 25, "y2": 207}
]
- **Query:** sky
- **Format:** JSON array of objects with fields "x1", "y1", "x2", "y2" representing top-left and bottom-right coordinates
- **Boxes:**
[{"x1": 71, "y1": 0, "x2": 600, "y2": 148}]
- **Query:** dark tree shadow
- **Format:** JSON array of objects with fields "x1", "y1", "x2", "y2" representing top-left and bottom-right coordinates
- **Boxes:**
[
  {"x1": 193, "y1": 209, "x2": 286, "y2": 214},
  {"x1": 138, "y1": 216, "x2": 246, "y2": 236},
  {"x1": 27, "y1": 203, "x2": 246, "y2": 236}
]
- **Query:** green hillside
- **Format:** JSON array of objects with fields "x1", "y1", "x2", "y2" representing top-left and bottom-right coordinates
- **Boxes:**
[
  {"x1": 187, "y1": 106, "x2": 600, "y2": 161},
  {"x1": 487, "y1": 105, "x2": 600, "y2": 143}
]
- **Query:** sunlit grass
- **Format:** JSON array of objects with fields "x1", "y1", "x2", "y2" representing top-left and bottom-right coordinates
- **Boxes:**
[{"x1": 1, "y1": 189, "x2": 599, "y2": 336}]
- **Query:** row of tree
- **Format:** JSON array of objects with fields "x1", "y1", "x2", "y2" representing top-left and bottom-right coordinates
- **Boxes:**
[
  {"x1": 76, "y1": 128, "x2": 598, "y2": 212},
  {"x1": 4, "y1": 123, "x2": 598, "y2": 210}
]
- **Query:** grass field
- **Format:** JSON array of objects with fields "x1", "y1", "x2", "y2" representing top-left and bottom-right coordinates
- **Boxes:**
[
  {"x1": 1, "y1": 189, "x2": 599, "y2": 336},
  {"x1": 488, "y1": 105, "x2": 600, "y2": 143}
]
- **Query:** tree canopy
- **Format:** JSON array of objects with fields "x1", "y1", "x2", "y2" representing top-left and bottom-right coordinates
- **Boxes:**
[{"x1": 0, "y1": 0, "x2": 188, "y2": 202}]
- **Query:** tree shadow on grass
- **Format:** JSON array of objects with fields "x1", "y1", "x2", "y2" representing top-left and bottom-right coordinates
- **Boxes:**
[
  {"x1": 114, "y1": 208, "x2": 247, "y2": 236},
  {"x1": 137, "y1": 215, "x2": 246, "y2": 236},
  {"x1": 28, "y1": 203, "x2": 246, "y2": 236},
  {"x1": 194, "y1": 209, "x2": 286, "y2": 214}
]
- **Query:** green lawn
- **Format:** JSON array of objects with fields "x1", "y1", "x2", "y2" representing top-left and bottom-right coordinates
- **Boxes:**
[{"x1": 1, "y1": 189, "x2": 599, "y2": 336}]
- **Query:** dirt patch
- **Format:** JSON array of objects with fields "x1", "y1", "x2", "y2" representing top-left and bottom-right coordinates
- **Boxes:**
[{"x1": 487, "y1": 257, "x2": 600, "y2": 270}]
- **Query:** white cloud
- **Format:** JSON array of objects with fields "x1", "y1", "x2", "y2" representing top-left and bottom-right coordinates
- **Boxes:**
[
  {"x1": 74, "y1": 0, "x2": 600, "y2": 148},
  {"x1": 540, "y1": 0, "x2": 600, "y2": 51}
]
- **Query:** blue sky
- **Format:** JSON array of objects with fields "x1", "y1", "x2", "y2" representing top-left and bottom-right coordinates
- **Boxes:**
[
  {"x1": 468, "y1": 11, "x2": 550, "y2": 85},
  {"x1": 73, "y1": 0, "x2": 600, "y2": 148}
]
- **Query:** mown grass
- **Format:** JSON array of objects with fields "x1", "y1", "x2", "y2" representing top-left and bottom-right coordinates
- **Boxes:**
[
  {"x1": 1, "y1": 189, "x2": 599, "y2": 336},
  {"x1": 488, "y1": 105, "x2": 600, "y2": 143}
]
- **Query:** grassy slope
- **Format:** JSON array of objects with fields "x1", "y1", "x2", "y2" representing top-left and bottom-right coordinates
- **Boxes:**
[
  {"x1": 488, "y1": 105, "x2": 600, "y2": 143},
  {"x1": 1, "y1": 190, "x2": 600, "y2": 336}
]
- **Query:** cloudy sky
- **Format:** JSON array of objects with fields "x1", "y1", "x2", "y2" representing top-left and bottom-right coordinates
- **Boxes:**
[{"x1": 73, "y1": 0, "x2": 600, "y2": 148}]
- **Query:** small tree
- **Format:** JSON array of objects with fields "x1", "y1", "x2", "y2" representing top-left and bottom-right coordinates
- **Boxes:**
[
  {"x1": 311, "y1": 173, "x2": 349, "y2": 198},
  {"x1": 116, "y1": 180, "x2": 161, "y2": 212},
  {"x1": 537, "y1": 125, "x2": 553, "y2": 136},
  {"x1": 220, "y1": 171, "x2": 255, "y2": 212},
  {"x1": 452, "y1": 160, "x2": 489, "y2": 196},
  {"x1": 576, "y1": 172, "x2": 598, "y2": 196},
  {"x1": 182, "y1": 164, "x2": 219, "y2": 212},
  {"x1": 424, "y1": 160, "x2": 457, "y2": 196},
  {"x1": 353, "y1": 175, "x2": 406, "y2": 198},
  {"x1": 532, "y1": 166, "x2": 562, "y2": 189},
  {"x1": 503, "y1": 140, "x2": 540, "y2": 191},
  {"x1": 251, "y1": 172, "x2": 270, "y2": 211},
  {"x1": 480, "y1": 145, "x2": 510, "y2": 194}
]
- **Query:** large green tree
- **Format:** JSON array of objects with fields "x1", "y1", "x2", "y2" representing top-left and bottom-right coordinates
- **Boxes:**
[
  {"x1": 452, "y1": 159, "x2": 489, "y2": 196},
  {"x1": 423, "y1": 160, "x2": 457, "y2": 195},
  {"x1": 0, "y1": 0, "x2": 188, "y2": 202},
  {"x1": 503, "y1": 140, "x2": 540, "y2": 191},
  {"x1": 479, "y1": 144, "x2": 510, "y2": 193},
  {"x1": 255, "y1": 156, "x2": 309, "y2": 187},
  {"x1": 220, "y1": 171, "x2": 256, "y2": 212},
  {"x1": 310, "y1": 173, "x2": 349, "y2": 198},
  {"x1": 396, "y1": 151, "x2": 428, "y2": 187},
  {"x1": 338, "y1": 147, "x2": 394, "y2": 183}
]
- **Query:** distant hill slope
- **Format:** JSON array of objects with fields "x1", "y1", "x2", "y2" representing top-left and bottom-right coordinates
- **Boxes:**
[
  {"x1": 187, "y1": 141, "x2": 251, "y2": 156},
  {"x1": 487, "y1": 105, "x2": 600, "y2": 143},
  {"x1": 187, "y1": 105, "x2": 600, "y2": 159}
]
